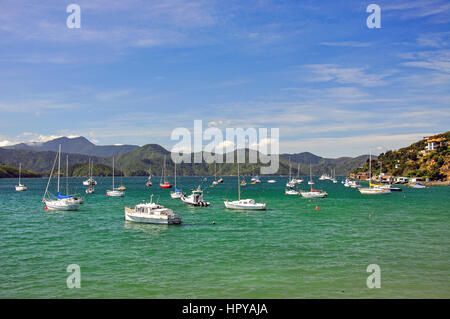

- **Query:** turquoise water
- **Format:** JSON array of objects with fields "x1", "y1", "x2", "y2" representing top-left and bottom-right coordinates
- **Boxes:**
[{"x1": 0, "y1": 176, "x2": 449, "y2": 298}]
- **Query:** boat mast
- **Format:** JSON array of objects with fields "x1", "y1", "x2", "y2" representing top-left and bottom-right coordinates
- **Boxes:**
[
  {"x1": 57, "y1": 144, "x2": 61, "y2": 193},
  {"x1": 369, "y1": 150, "x2": 372, "y2": 188},
  {"x1": 238, "y1": 162, "x2": 240, "y2": 201},
  {"x1": 18, "y1": 163, "x2": 21, "y2": 185},
  {"x1": 66, "y1": 155, "x2": 69, "y2": 195},
  {"x1": 174, "y1": 162, "x2": 177, "y2": 188},
  {"x1": 112, "y1": 156, "x2": 115, "y2": 189},
  {"x1": 309, "y1": 163, "x2": 312, "y2": 190},
  {"x1": 289, "y1": 157, "x2": 291, "y2": 180}
]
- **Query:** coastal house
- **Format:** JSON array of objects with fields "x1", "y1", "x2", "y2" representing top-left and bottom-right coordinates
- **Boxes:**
[
  {"x1": 420, "y1": 136, "x2": 447, "y2": 156},
  {"x1": 395, "y1": 177, "x2": 409, "y2": 183}
]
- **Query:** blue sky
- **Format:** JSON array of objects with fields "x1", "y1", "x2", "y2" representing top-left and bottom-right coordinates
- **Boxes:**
[{"x1": 0, "y1": 0, "x2": 449, "y2": 157}]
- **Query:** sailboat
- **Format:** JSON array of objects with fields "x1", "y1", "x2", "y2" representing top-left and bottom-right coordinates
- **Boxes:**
[
  {"x1": 15, "y1": 163, "x2": 27, "y2": 191},
  {"x1": 359, "y1": 151, "x2": 391, "y2": 195},
  {"x1": 64, "y1": 155, "x2": 84, "y2": 204},
  {"x1": 286, "y1": 158, "x2": 296, "y2": 187},
  {"x1": 160, "y1": 155, "x2": 172, "y2": 188},
  {"x1": 307, "y1": 164, "x2": 315, "y2": 185},
  {"x1": 117, "y1": 169, "x2": 126, "y2": 191},
  {"x1": 224, "y1": 163, "x2": 266, "y2": 210},
  {"x1": 106, "y1": 157, "x2": 125, "y2": 197},
  {"x1": 82, "y1": 158, "x2": 97, "y2": 186},
  {"x1": 212, "y1": 162, "x2": 219, "y2": 186},
  {"x1": 85, "y1": 159, "x2": 95, "y2": 194},
  {"x1": 42, "y1": 145, "x2": 80, "y2": 211},
  {"x1": 300, "y1": 164, "x2": 327, "y2": 198},
  {"x1": 170, "y1": 162, "x2": 183, "y2": 199},
  {"x1": 292, "y1": 164, "x2": 303, "y2": 184},
  {"x1": 146, "y1": 166, "x2": 152, "y2": 187}
]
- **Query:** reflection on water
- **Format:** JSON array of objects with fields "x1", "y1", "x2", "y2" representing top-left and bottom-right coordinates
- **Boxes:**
[{"x1": 123, "y1": 220, "x2": 170, "y2": 235}]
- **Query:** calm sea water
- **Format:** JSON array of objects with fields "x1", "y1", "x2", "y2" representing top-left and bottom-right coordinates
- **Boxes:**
[{"x1": 0, "y1": 176, "x2": 449, "y2": 298}]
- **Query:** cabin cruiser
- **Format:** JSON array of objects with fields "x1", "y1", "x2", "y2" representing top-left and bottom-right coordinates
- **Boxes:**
[
  {"x1": 181, "y1": 186, "x2": 210, "y2": 207},
  {"x1": 125, "y1": 195, "x2": 182, "y2": 224}
]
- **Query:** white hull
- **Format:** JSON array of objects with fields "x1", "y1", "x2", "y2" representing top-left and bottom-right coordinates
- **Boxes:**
[
  {"x1": 170, "y1": 191, "x2": 183, "y2": 199},
  {"x1": 15, "y1": 185, "x2": 27, "y2": 191},
  {"x1": 267, "y1": 180, "x2": 276, "y2": 183},
  {"x1": 300, "y1": 191, "x2": 327, "y2": 198},
  {"x1": 44, "y1": 199, "x2": 79, "y2": 211},
  {"x1": 285, "y1": 189, "x2": 299, "y2": 195},
  {"x1": 224, "y1": 200, "x2": 266, "y2": 210},
  {"x1": 107, "y1": 189, "x2": 125, "y2": 197},
  {"x1": 85, "y1": 188, "x2": 95, "y2": 194},
  {"x1": 181, "y1": 195, "x2": 210, "y2": 206},
  {"x1": 124, "y1": 207, "x2": 181, "y2": 225},
  {"x1": 409, "y1": 184, "x2": 426, "y2": 189},
  {"x1": 308, "y1": 181, "x2": 314, "y2": 185},
  {"x1": 83, "y1": 179, "x2": 97, "y2": 186},
  {"x1": 359, "y1": 188, "x2": 391, "y2": 194}
]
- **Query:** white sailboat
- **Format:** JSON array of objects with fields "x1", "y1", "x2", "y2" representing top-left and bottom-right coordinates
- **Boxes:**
[
  {"x1": 286, "y1": 158, "x2": 296, "y2": 187},
  {"x1": 300, "y1": 164, "x2": 327, "y2": 198},
  {"x1": 82, "y1": 158, "x2": 97, "y2": 186},
  {"x1": 170, "y1": 162, "x2": 183, "y2": 199},
  {"x1": 15, "y1": 163, "x2": 27, "y2": 191},
  {"x1": 106, "y1": 157, "x2": 125, "y2": 197},
  {"x1": 292, "y1": 164, "x2": 303, "y2": 184},
  {"x1": 42, "y1": 145, "x2": 80, "y2": 211},
  {"x1": 146, "y1": 166, "x2": 152, "y2": 187},
  {"x1": 64, "y1": 155, "x2": 84, "y2": 204},
  {"x1": 125, "y1": 194, "x2": 182, "y2": 224},
  {"x1": 224, "y1": 163, "x2": 266, "y2": 210},
  {"x1": 359, "y1": 151, "x2": 391, "y2": 195},
  {"x1": 85, "y1": 159, "x2": 95, "y2": 194}
]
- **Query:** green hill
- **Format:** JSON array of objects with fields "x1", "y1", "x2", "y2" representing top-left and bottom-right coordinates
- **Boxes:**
[
  {"x1": 351, "y1": 131, "x2": 450, "y2": 181},
  {"x1": 0, "y1": 164, "x2": 42, "y2": 178}
]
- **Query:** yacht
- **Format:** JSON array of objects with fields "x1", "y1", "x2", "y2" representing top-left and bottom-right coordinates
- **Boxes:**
[
  {"x1": 125, "y1": 195, "x2": 182, "y2": 224},
  {"x1": 359, "y1": 152, "x2": 391, "y2": 195},
  {"x1": 409, "y1": 183, "x2": 426, "y2": 189},
  {"x1": 267, "y1": 179, "x2": 277, "y2": 183},
  {"x1": 160, "y1": 155, "x2": 172, "y2": 188},
  {"x1": 301, "y1": 164, "x2": 327, "y2": 198},
  {"x1": 82, "y1": 158, "x2": 97, "y2": 186},
  {"x1": 15, "y1": 163, "x2": 27, "y2": 191},
  {"x1": 170, "y1": 162, "x2": 183, "y2": 199},
  {"x1": 42, "y1": 145, "x2": 80, "y2": 211},
  {"x1": 224, "y1": 163, "x2": 266, "y2": 210},
  {"x1": 285, "y1": 187, "x2": 299, "y2": 195},
  {"x1": 106, "y1": 157, "x2": 125, "y2": 197},
  {"x1": 146, "y1": 166, "x2": 152, "y2": 187},
  {"x1": 181, "y1": 186, "x2": 210, "y2": 207}
]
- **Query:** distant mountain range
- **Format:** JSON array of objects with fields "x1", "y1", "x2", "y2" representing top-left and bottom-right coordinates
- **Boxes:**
[
  {"x1": 4, "y1": 136, "x2": 138, "y2": 157},
  {"x1": 0, "y1": 136, "x2": 372, "y2": 176}
]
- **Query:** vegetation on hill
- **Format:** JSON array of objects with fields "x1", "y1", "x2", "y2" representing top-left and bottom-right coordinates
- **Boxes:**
[
  {"x1": 351, "y1": 132, "x2": 450, "y2": 181},
  {"x1": 0, "y1": 164, "x2": 42, "y2": 178}
]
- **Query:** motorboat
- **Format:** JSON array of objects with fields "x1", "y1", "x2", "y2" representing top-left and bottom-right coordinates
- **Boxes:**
[
  {"x1": 125, "y1": 195, "x2": 182, "y2": 224},
  {"x1": 181, "y1": 186, "x2": 210, "y2": 207}
]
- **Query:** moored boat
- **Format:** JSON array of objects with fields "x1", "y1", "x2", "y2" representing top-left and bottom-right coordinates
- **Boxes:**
[
  {"x1": 181, "y1": 186, "x2": 210, "y2": 207},
  {"x1": 224, "y1": 163, "x2": 266, "y2": 210},
  {"x1": 15, "y1": 163, "x2": 27, "y2": 191},
  {"x1": 125, "y1": 195, "x2": 182, "y2": 224}
]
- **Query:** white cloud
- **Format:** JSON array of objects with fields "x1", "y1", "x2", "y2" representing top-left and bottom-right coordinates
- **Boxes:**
[{"x1": 305, "y1": 64, "x2": 391, "y2": 87}]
